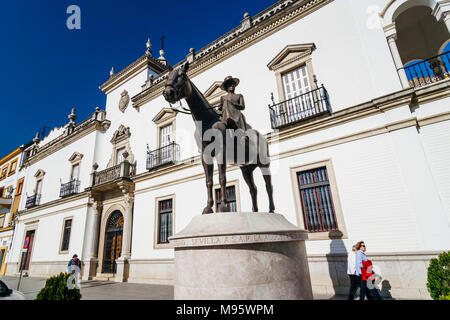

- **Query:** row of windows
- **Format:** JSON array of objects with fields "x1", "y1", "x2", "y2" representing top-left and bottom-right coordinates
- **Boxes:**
[{"x1": 156, "y1": 166, "x2": 339, "y2": 244}]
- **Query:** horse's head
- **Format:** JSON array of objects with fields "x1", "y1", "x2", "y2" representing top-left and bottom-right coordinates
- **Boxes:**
[{"x1": 163, "y1": 62, "x2": 191, "y2": 104}]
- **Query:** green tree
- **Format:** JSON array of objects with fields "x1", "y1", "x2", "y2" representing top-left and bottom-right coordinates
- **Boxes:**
[
  {"x1": 35, "y1": 272, "x2": 81, "y2": 300},
  {"x1": 427, "y1": 251, "x2": 449, "y2": 300}
]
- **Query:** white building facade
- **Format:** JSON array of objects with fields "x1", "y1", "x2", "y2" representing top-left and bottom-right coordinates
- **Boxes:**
[{"x1": 6, "y1": 0, "x2": 450, "y2": 299}]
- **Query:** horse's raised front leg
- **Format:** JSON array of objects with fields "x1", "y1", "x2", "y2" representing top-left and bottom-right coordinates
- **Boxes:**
[
  {"x1": 201, "y1": 155, "x2": 214, "y2": 215},
  {"x1": 241, "y1": 165, "x2": 258, "y2": 212}
]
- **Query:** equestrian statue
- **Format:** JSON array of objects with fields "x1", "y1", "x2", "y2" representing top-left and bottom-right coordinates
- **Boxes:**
[{"x1": 163, "y1": 62, "x2": 275, "y2": 214}]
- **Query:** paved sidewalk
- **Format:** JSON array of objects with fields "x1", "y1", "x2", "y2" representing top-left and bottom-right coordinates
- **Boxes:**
[
  {"x1": 0, "y1": 276, "x2": 173, "y2": 300},
  {"x1": 1, "y1": 275, "x2": 348, "y2": 300}
]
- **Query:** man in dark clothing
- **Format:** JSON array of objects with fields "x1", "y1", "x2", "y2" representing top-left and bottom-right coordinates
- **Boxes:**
[{"x1": 67, "y1": 254, "x2": 82, "y2": 274}]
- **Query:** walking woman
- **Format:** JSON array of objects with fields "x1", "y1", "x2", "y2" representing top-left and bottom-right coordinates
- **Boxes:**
[{"x1": 355, "y1": 241, "x2": 373, "y2": 300}]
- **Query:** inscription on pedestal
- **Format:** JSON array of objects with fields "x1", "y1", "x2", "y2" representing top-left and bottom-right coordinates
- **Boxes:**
[{"x1": 171, "y1": 231, "x2": 306, "y2": 248}]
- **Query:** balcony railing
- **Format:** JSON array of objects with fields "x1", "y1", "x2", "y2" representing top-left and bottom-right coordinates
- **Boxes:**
[
  {"x1": 269, "y1": 85, "x2": 331, "y2": 129},
  {"x1": 91, "y1": 160, "x2": 136, "y2": 187},
  {"x1": 147, "y1": 142, "x2": 180, "y2": 170},
  {"x1": 25, "y1": 194, "x2": 41, "y2": 209},
  {"x1": 404, "y1": 51, "x2": 450, "y2": 88},
  {"x1": 93, "y1": 164, "x2": 121, "y2": 186},
  {"x1": 60, "y1": 179, "x2": 80, "y2": 198}
]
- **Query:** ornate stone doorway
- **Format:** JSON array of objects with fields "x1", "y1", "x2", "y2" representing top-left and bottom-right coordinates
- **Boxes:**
[{"x1": 102, "y1": 211, "x2": 123, "y2": 274}]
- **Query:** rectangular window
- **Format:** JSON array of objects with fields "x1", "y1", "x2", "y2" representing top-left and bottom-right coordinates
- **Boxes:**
[
  {"x1": 215, "y1": 186, "x2": 237, "y2": 212},
  {"x1": 158, "y1": 199, "x2": 173, "y2": 244},
  {"x1": 159, "y1": 124, "x2": 173, "y2": 148},
  {"x1": 282, "y1": 66, "x2": 315, "y2": 121},
  {"x1": 71, "y1": 164, "x2": 79, "y2": 181},
  {"x1": 35, "y1": 180, "x2": 43, "y2": 195},
  {"x1": 282, "y1": 65, "x2": 311, "y2": 100},
  {"x1": 0, "y1": 214, "x2": 5, "y2": 229},
  {"x1": 297, "y1": 167, "x2": 338, "y2": 232},
  {"x1": 8, "y1": 160, "x2": 17, "y2": 175},
  {"x1": 4, "y1": 186, "x2": 12, "y2": 198},
  {"x1": 0, "y1": 166, "x2": 7, "y2": 180},
  {"x1": 60, "y1": 219, "x2": 72, "y2": 252},
  {"x1": 0, "y1": 187, "x2": 4, "y2": 198},
  {"x1": 116, "y1": 147, "x2": 126, "y2": 164},
  {"x1": 15, "y1": 179, "x2": 24, "y2": 196}
]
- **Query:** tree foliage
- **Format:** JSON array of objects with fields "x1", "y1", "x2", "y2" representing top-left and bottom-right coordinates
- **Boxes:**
[
  {"x1": 427, "y1": 251, "x2": 449, "y2": 300},
  {"x1": 36, "y1": 272, "x2": 81, "y2": 300}
]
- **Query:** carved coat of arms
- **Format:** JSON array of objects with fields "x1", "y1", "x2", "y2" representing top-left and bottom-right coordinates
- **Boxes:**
[{"x1": 119, "y1": 90, "x2": 130, "y2": 113}]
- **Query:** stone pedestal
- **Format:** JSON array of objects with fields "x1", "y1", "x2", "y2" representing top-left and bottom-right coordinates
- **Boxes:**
[
  {"x1": 115, "y1": 257, "x2": 130, "y2": 283},
  {"x1": 81, "y1": 258, "x2": 98, "y2": 281},
  {"x1": 169, "y1": 212, "x2": 313, "y2": 300}
]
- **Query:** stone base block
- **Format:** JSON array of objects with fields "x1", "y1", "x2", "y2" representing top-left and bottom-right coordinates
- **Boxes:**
[
  {"x1": 81, "y1": 258, "x2": 98, "y2": 281},
  {"x1": 115, "y1": 258, "x2": 130, "y2": 282},
  {"x1": 169, "y1": 212, "x2": 313, "y2": 300}
]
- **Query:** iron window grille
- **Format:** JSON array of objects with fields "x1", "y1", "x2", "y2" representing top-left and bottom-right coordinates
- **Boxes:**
[
  {"x1": 60, "y1": 219, "x2": 72, "y2": 252},
  {"x1": 215, "y1": 186, "x2": 237, "y2": 212},
  {"x1": 297, "y1": 167, "x2": 338, "y2": 233},
  {"x1": 158, "y1": 199, "x2": 173, "y2": 244}
]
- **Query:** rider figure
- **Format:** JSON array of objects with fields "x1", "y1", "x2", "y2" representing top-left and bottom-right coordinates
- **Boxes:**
[{"x1": 218, "y1": 76, "x2": 249, "y2": 131}]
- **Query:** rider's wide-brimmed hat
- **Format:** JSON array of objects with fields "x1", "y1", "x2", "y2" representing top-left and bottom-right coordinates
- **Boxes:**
[{"x1": 220, "y1": 76, "x2": 240, "y2": 91}]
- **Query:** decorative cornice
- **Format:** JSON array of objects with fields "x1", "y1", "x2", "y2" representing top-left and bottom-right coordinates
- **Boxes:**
[
  {"x1": 267, "y1": 43, "x2": 316, "y2": 70},
  {"x1": 24, "y1": 114, "x2": 111, "y2": 166},
  {"x1": 99, "y1": 54, "x2": 169, "y2": 94},
  {"x1": 68, "y1": 152, "x2": 84, "y2": 163},
  {"x1": 152, "y1": 108, "x2": 177, "y2": 124},
  {"x1": 34, "y1": 169, "x2": 46, "y2": 179},
  {"x1": 110, "y1": 125, "x2": 131, "y2": 144},
  {"x1": 131, "y1": 0, "x2": 333, "y2": 108}
]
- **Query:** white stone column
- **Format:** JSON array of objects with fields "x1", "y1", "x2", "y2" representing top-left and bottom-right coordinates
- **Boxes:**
[
  {"x1": 443, "y1": 12, "x2": 450, "y2": 35},
  {"x1": 120, "y1": 194, "x2": 133, "y2": 259},
  {"x1": 87, "y1": 201, "x2": 101, "y2": 259},
  {"x1": 387, "y1": 34, "x2": 410, "y2": 88},
  {"x1": 82, "y1": 199, "x2": 102, "y2": 280}
]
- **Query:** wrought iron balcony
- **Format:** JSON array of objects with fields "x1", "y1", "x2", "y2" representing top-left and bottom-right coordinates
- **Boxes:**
[
  {"x1": 269, "y1": 85, "x2": 331, "y2": 129},
  {"x1": 147, "y1": 142, "x2": 180, "y2": 170},
  {"x1": 91, "y1": 161, "x2": 136, "y2": 188},
  {"x1": 25, "y1": 194, "x2": 41, "y2": 209},
  {"x1": 404, "y1": 51, "x2": 450, "y2": 88},
  {"x1": 60, "y1": 179, "x2": 80, "y2": 198}
]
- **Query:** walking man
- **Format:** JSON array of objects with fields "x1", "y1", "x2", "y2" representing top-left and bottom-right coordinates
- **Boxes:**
[{"x1": 347, "y1": 245, "x2": 359, "y2": 300}]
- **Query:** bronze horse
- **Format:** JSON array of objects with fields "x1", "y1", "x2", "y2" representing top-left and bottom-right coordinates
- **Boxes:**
[{"x1": 163, "y1": 62, "x2": 275, "y2": 214}]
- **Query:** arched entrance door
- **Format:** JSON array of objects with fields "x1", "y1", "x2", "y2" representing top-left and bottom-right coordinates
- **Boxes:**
[{"x1": 102, "y1": 211, "x2": 123, "y2": 274}]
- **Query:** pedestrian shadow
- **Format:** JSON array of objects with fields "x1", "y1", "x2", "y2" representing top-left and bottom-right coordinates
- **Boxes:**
[
  {"x1": 325, "y1": 231, "x2": 346, "y2": 299},
  {"x1": 380, "y1": 280, "x2": 394, "y2": 299}
]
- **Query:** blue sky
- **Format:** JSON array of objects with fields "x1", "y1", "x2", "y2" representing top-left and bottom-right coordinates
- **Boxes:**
[{"x1": 0, "y1": 0, "x2": 276, "y2": 159}]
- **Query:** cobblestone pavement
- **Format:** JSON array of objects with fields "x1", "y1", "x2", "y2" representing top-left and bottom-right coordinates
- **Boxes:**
[{"x1": 1, "y1": 275, "x2": 348, "y2": 300}]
